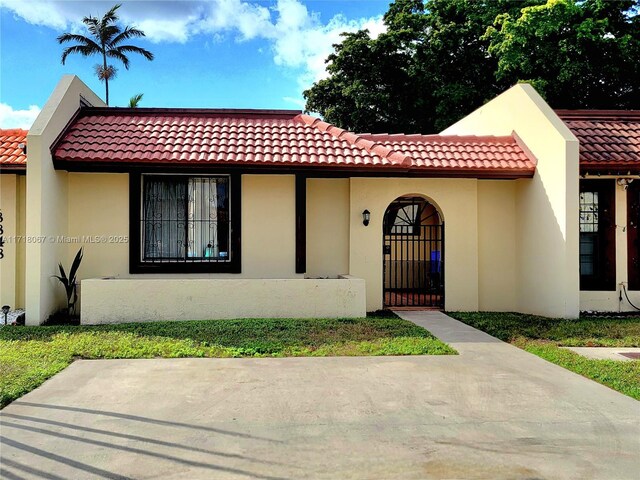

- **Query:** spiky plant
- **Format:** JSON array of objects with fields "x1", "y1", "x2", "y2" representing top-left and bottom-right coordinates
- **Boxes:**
[{"x1": 53, "y1": 248, "x2": 84, "y2": 316}]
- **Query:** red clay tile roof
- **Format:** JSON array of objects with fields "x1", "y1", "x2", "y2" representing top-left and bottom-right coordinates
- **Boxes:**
[
  {"x1": 0, "y1": 129, "x2": 27, "y2": 171},
  {"x1": 52, "y1": 108, "x2": 536, "y2": 177},
  {"x1": 557, "y1": 110, "x2": 640, "y2": 174},
  {"x1": 359, "y1": 133, "x2": 534, "y2": 171}
]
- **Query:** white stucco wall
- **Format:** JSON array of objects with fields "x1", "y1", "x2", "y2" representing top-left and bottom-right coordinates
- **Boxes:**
[
  {"x1": 81, "y1": 276, "x2": 366, "y2": 323},
  {"x1": 26, "y1": 76, "x2": 105, "y2": 324},
  {"x1": 443, "y1": 84, "x2": 580, "y2": 318}
]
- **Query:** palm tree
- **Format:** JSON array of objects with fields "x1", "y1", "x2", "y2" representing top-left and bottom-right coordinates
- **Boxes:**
[
  {"x1": 128, "y1": 93, "x2": 144, "y2": 108},
  {"x1": 58, "y1": 4, "x2": 153, "y2": 106}
]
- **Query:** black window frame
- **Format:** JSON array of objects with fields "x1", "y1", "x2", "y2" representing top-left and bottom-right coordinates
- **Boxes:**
[
  {"x1": 129, "y1": 172, "x2": 241, "y2": 274},
  {"x1": 579, "y1": 179, "x2": 615, "y2": 291}
]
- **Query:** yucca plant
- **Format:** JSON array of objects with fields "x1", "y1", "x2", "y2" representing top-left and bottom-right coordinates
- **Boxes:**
[{"x1": 53, "y1": 248, "x2": 84, "y2": 316}]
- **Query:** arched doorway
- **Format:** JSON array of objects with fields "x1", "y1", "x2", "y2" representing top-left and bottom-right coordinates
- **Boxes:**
[{"x1": 383, "y1": 196, "x2": 444, "y2": 308}]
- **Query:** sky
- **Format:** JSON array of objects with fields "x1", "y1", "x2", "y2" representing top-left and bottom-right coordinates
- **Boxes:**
[{"x1": 0, "y1": 0, "x2": 390, "y2": 129}]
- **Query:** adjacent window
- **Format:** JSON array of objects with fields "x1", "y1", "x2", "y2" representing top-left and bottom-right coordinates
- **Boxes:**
[
  {"x1": 130, "y1": 174, "x2": 241, "y2": 273},
  {"x1": 579, "y1": 180, "x2": 615, "y2": 291}
]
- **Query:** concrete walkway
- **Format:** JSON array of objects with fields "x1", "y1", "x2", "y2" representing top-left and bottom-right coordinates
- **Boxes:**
[{"x1": 1, "y1": 312, "x2": 639, "y2": 480}]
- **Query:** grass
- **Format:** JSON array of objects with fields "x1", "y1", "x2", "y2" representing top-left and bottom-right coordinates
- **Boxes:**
[
  {"x1": 448, "y1": 312, "x2": 640, "y2": 400},
  {"x1": 0, "y1": 313, "x2": 456, "y2": 408}
]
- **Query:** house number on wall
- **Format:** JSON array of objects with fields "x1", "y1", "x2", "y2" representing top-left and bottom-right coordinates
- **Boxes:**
[{"x1": 0, "y1": 211, "x2": 4, "y2": 259}]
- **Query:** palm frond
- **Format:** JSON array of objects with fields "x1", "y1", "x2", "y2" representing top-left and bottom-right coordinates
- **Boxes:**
[
  {"x1": 102, "y1": 4, "x2": 122, "y2": 25},
  {"x1": 128, "y1": 93, "x2": 144, "y2": 108},
  {"x1": 57, "y1": 33, "x2": 99, "y2": 48},
  {"x1": 114, "y1": 45, "x2": 154, "y2": 61},
  {"x1": 61, "y1": 45, "x2": 100, "y2": 64},
  {"x1": 83, "y1": 15, "x2": 100, "y2": 37},
  {"x1": 111, "y1": 26, "x2": 146, "y2": 45},
  {"x1": 101, "y1": 24, "x2": 121, "y2": 44},
  {"x1": 106, "y1": 49, "x2": 130, "y2": 69}
]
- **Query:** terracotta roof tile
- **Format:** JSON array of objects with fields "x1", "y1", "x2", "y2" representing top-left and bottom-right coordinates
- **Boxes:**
[
  {"x1": 358, "y1": 133, "x2": 535, "y2": 171},
  {"x1": 0, "y1": 129, "x2": 27, "y2": 170},
  {"x1": 52, "y1": 108, "x2": 536, "y2": 177},
  {"x1": 557, "y1": 110, "x2": 640, "y2": 173}
]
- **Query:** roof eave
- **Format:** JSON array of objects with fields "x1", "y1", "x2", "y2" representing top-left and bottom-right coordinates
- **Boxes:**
[
  {"x1": 52, "y1": 157, "x2": 535, "y2": 178},
  {"x1": 0, "y1": 164, "x2": 26, "y2": 174}
]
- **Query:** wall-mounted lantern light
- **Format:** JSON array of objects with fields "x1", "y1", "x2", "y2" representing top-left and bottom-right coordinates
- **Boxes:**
[
  {"x1": 362, "y1": 209, "x2": 370, "y2": 226},
  {"x1": 617, "y1": 178, "x2": 634, "y2": 190}
]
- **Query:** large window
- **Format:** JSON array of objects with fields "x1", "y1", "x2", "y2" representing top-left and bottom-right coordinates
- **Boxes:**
[
  {"x1": 579, "y1": 180, "x2": 615, "y2": 291},
  {"x1": 130, "y1": 174, "x2": 241, "y2": 273}
]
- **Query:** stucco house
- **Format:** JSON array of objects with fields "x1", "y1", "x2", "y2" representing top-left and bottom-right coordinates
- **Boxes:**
[{"x1": 1, "y1": 75, "x2": 638, "y2": 324}]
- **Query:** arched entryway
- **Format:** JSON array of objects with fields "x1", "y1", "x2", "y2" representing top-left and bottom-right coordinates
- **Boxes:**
[{"x1": 383, "y1": 196, "x2": 444, "y2": 308}]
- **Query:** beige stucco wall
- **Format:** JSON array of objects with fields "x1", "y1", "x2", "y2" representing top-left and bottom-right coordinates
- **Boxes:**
[
  {"x1": 349, "y1": 177, "x2": 479, "y2": 312},
  {"x1": 306, "y1": 178, "x2": 350, "y2": 277},
  {"x1": 580, "y1": 177, "x2": 640, "y2": 312},
  {"x1": 81, "y1": 275, "x2": 366, "y2": 323},
  {"x1": 0, "y1": 174, "x2": 26, "y2": 308},
  {"x1": 26, "y1": 75, "x2": 105, "y2": 324},
  {"x1": 241, "y1": 175, "x2": 299, "y2": 278},
  {"x1": 477, "y1": 181, "x2": 517, "y2": 311},
  {"x1": 65, "y1": 173, "x2": 300, "y2": 292},
  {"x1": 67, "y1": 173, "x2": 130, "y2": 280},
  {"x1": 443, "y1": 83, "x2": 580, "y2": 318},
  {"x1": 16, "y1": 174, "x2": 26, "y2": 307}
]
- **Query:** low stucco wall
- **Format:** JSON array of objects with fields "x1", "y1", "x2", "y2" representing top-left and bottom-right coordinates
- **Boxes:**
[
  {"x1": 580, "y1": 290, "x2": 640, "y2": 313},
  {"x1": 80, "y1": 276, "x2": 366, "y2": 324}
]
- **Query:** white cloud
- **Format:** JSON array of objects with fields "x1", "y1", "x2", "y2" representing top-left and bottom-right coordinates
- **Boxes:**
[
  {"x1": 1, "y1": 0, "x2": 385, "y2": 89},
  {"x1": 0, "y1": 103, "x2": 41, "y2": 129},
  {"x1": 282, "y1": 96, "x2": 305, "y2": 108}
]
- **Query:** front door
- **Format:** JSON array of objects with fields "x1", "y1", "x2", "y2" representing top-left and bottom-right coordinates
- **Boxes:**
[{"x1": 383, "y1": 196, "x2": 444, "y2": 308}]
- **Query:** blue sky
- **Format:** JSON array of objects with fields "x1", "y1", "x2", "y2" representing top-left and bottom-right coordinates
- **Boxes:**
[{"x1": 0, "y1": 0, "x2": 389, "y2": 128}]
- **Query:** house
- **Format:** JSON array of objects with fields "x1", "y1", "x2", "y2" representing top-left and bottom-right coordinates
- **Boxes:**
[
  {"x1": 3, "y1": 75, "x2": 638, "y2": 324},
  {"x1": 0, "y1": 129, "x2": 27, "y2": 310}
]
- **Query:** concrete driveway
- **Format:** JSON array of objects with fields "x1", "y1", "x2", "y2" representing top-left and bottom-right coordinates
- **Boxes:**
[{"x1": 1, "y1": 312, "x2": 638, "y2": 480}]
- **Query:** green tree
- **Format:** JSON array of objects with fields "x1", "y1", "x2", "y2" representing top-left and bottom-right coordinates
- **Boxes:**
[
  {"x1": 486, "y1": 0, "x2": 640, "y2": 109},
  {"x1": 304, "y1": 0, "x2": 639, "y2": 133},
  {"x1": 58, "y1": 4, "x2": 154, "y2": 106}
]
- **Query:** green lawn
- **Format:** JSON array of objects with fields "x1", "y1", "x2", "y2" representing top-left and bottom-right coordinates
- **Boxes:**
[
  {"x1": 0, "y1": 314, "x2": 455, "y2": 408},
  {"x1": 448, "y1": 312, "x2": 640, "y2": 400}
]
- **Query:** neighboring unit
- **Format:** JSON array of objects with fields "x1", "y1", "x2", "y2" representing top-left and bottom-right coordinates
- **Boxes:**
[{"x1": 0, "y1": 129, "x2": 27, "y2": 310}]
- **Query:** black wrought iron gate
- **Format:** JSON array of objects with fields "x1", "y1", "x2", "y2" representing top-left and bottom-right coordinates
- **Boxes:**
[{"x1": 383, "y1": 198, "x2": 444, "y2": 308}]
